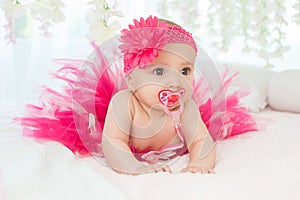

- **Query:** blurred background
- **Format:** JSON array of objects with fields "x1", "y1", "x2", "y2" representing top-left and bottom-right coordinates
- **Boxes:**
[{"x1": 0, "y1": 0, "x2": 299, "y2": 107}]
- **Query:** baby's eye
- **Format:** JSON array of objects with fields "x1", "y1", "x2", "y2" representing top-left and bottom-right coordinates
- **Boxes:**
[
  {"x1": 153, "y1": 68, "x2": 165, "y2": 76},
  {"x1": 181, "y1": 67, "x2": 191, "y2": 75}
]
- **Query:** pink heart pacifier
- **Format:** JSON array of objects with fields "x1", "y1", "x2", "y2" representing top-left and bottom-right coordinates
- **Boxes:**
[{"x1": 158, "y1": 89, "x2": 185, "y2": 117}]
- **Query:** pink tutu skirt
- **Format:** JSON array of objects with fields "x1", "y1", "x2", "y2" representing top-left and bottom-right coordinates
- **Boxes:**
[{"x1": 18, "y1": 42, "x2": 258, "y2": 157}]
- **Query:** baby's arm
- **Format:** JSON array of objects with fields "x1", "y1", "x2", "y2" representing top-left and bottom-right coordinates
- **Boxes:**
[
  {"x1": 102, "y1": 90, "x2": 170, "y2": 174},
  {"x1": 180, "y1": 100, "x2": 216, "y2": 173}
]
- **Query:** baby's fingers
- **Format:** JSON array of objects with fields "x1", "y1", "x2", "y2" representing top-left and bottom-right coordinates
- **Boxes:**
[
  {"x1": 181, "y1": 166, "x2": 202, "y2": 173},
  {"x1": 162, "y1": 166, "x2": 172, "y2": 173},
  {"x1": 180, "y1": 166, "x2": 190, "y2": 173},
  {"x1": 154, "y1": 165, "x2": 172, "y2": 173},
  {"x1": 137, "y1": 164, "x2": 172, "y2": 174},
  {"x1": 181, "y1": 166, "x2": 215, "y2": 174}
]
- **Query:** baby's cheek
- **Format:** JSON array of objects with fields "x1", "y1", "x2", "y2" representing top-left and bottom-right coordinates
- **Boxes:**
[
  {"x1": 145, "y1": 86, "x2": 165, "y2": 104},
  {"x1": 183, "y1": 82, "x2": 194, "y2": 98}
]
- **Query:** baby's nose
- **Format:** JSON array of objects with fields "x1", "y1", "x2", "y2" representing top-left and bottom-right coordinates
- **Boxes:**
[
  {"x1": 168, "y1": 83, "x2": 179, "y2": 90},
  {"x1": 168, "y1": 78, "x2": 181, "y2": 90}
]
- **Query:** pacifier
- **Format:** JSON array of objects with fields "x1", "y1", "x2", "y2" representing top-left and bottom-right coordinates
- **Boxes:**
[{"x1": 158, "y1": 89, "x2": 185, "y2": 117}]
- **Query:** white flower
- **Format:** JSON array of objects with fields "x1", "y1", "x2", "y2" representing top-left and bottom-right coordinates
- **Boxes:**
[
  {"x1": 86, "y1": 0, "x2": 123, "y2": 44},
  {"x1": 85, "y1": 11, "x2": 102, "y2": 25},
  {"x1": 0, "y1": 0, "x2": 26, "y2": 19},
  {"x1": 26, "y1": 1, "x2": 49, "y2": 22},
  {"x1": 26, "y1": 0, "x2": 65, "y2": 23},
  {"x1": 88, "y1": 0, "x2": 107, "y2": 12},
  {"x1": 271, "y1": 46, "x2": 290, "y2": 59},
  {"x1": 201, "y1": 0, "x2": 295, "y2": 67},
  {"x1": 47, "y1": 0, "x2": 65, "y2": 23},
  {"x1": 0, "y1": 0, "x2": 26, "y2": 44},
  {"x1": 104, "y1": 9, "x2": 123, "y2": 18},
  {"x1": 88, "y1": 23, "x2": 116, "y2": 44},
  {"x1": 25, "y1": 0, "x2": 65, "y2": 37},
  {"x1": 86, "y1": 10, "x2": 121, "y2": 44},
  {"x1": 293, "y1": 1, "x2": 300, "y2": 25}
]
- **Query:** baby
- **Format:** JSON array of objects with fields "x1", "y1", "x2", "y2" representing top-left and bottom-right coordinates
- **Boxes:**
[
  {"x1": 19, "y1": 16, "x2": 258, "y2": 175},
  {"x1": 102, "y1": 16, "x2": 216, "y2": 175}
]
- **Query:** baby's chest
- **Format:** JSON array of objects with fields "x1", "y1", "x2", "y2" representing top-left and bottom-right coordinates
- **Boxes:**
[{"x1": 129, "y1": 117, "x2": 180, "y2": 152}]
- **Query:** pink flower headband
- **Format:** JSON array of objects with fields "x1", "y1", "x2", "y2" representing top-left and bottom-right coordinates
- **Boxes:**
[{"x1": 119, "y1": 15, "x2": 197, "y2": 76}]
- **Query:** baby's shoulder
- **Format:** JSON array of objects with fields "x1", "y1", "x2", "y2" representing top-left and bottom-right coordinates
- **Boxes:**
[
  {"x1": 110, "y1": 90, "x2": 135, "y2": 112},
  {"x1": 107, "y1": 89, "x2": 134, "y2": 124},
  {"x1": 110, "y1": 89, "x2": 133, "y2": 104}
]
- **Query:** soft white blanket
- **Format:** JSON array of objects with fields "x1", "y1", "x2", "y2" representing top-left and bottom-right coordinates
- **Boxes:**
[{"x1": 0, "y1": 106, "x2": 299, "y2": 200}]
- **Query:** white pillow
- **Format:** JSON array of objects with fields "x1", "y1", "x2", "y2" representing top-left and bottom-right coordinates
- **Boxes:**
[
  {"x1": 267, "y1": 70, "x2": 300, "y2": 113},
  {"x1": 218, "y1": 62, "x2": 275, "y2": 112}
]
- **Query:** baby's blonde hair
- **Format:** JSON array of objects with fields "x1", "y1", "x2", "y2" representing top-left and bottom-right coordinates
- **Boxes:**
[{"x1": 159, "y1": 18, "x2": 181, "y2": 27}]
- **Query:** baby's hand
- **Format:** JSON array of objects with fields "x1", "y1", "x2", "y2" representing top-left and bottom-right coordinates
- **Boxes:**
[
  {"x1": 136, "y1": 164, "x2": 172, "y2": 174},
  {"x1": 181, "y1": 165, "x2": 215, "y2": 174}
]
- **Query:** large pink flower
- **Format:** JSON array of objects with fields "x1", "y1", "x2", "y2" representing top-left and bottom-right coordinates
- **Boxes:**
[{"x1": 119, "y1": 16, "x2": 170, "y2": 75}]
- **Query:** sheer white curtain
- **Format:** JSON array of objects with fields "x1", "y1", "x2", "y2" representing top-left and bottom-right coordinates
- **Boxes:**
[
  {"x1": 0, "y1": 0, "x2": 299, "y2": 109},
  {"x1": 0, "y1": 1, "x2": 92, "y2": 108},
  {"x1": 0, "y1": 0, "x2": 148, "y2": 108}
]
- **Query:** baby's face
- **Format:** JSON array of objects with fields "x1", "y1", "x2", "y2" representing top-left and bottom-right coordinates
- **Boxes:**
[{"x1": 128, "y1": 50, "x2": 195, "y2": 111}]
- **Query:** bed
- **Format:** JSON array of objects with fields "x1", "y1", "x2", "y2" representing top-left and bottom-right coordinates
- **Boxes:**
[
  {"x1": 1, "y1": 103, "x2": 299, "y2": 200},
  {"x1": 1, "y1": 63, "x2": 300, "y2": 200}
]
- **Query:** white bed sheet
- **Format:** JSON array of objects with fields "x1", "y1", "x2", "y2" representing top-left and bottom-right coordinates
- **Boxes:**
[{"x1": 0, "y1": 106, "x2": 299, "y2": 200}]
